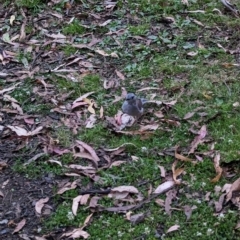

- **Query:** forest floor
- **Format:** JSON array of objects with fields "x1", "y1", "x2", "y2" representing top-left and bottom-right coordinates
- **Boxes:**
[{"x1": 0, "y1": 0, "x2": 240, "y2": 239}]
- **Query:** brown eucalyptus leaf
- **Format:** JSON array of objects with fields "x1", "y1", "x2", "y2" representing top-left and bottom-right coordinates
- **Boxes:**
[{"x1": 13, "y1": 219, "x2": 26, "y2": 234}]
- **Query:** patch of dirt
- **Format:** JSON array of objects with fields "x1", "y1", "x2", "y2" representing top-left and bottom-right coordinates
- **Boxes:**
[{"x1": 0, "y1": 167, "x2": 56, "y2": 239}]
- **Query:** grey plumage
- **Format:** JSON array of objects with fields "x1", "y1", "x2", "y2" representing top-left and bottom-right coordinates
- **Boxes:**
[{"x1": 122, "y1": 93, "x2": 147, "y2": 118}]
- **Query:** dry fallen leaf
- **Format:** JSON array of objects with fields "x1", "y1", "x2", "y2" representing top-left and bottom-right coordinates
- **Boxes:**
[
  {"x1": 57, "y1": 181, "x2": 78, "y2": 194},
  {"x1": 72, "y1": 195, "x2": 82, "y2": 216},
  {"x1": 23, "y1": 152, "x2": 46, "y2": 166},
  {"x1": 83, "y1": 98, "x2": 96, "y2": 114},
  {"x1": 111, "y1": 186, "x2": 139, "y2": 194},
  {"x1": 104, "y1": 205, "x2": 136, "y2": 212},
  {"x1": 175, "y1": 150, "x2": 194, "y2": 163},
  {"x1": 115, "y1": 69, "x2": 125, "y2": 80},
  {"x1": 226, "y1": 177, "x2": 240, "y2": 202},
  {"x1": 73, "y1": 140, "x2": 100, "y2": 168},
  {"x1": 67, "y1": 165, "x2": 96, "y2": 176},
  {"x1": 155, "y1": 198, "x2": 165, "y2": 207},
  {"x1": 181, "y1": 0, "x2": 188, "y2": 6},
  {"x1": 0, "y1": 83, "x2": 20, "y2": 95},
  {"x1": 0, "y1": 161, "x2": 8, "y2": 171},
  {"x1": 211, "y1": 153, "x2": 223, "y2": 183},
  {"x1": 10, "y1": 15, "x2": 15, "y2": 25},
  {"x1": 7, "y1": 125, "x2": 43, "y2": 137},
  {"x1": 108, "y1": 191, "x2": 129, "y2": 200},
  {"x1": 129, "y1": 213, "x2": 146, "y2": 224},
  {"x1": 166, "y1": 224, "x2": 180, "y2": 233},
  {"x1": 35, "y1": 197, "x2": 49, "y2": 214},
  {"x1": 187, "y1": 51, "x2": 198, "y2": 57},
  {"x1": 235, "y1": 222, "x2": 240, "y2": 230},
  {"x1": 183, "y1": 112, "x2": 195, "y2": 120},
  {"x1": 192, "y1": 19, "x2": 204, "y2": 27},
  {"x1": 82, "y1": 213, "x2": 93, "y2": 229},
  {"x1": 99, "y1": 106, "x2": 104, "y2": 118},
  {"x1": 61, "y1": 228, "x2": 90, "y2": 239},
  {"x1": 72, "y1": 194, "x2": 91, "y2": 215},
  {"x1": 214, "y1": 193, "x2": 225, "y2": 212},
  {"x1": 110, "y1": 161, "x2": 126, "y2": 168},
  {"x1": 13, "y1": 219, "x2": 26, "y2": 234},
  {"x1": 165, "y1": 189, "x2": 177, "y2": 216},
  {"x1": 188, "y1": 125, "x2": 207, "y2": 154},
  {"x1": 158, "y1": 165, "x2": 166, "y2": 178},
  {"x1": 81, "y1": 194, "x2": 90, "y2": 205},
  {"x1": 72, "y1": 92, "x2": 95, "y2": 106},
  {"x1": 85, "y1": 114, "x2": 97, "y2": 128},
  {"x1": 46, "y1": 33, "x2": 66, "y2": 39},
  {"x1": 34, "y1": 237, "x2": 47, "y2": 240},
  {"x1": 172, "y1": 161, "x2": 184, "y2": 185},
  {"x1": 139, "y1": 124, "x2": 159, "y2": 132},
  {"x1": 183, "y1": 205, "x2": 193, "y2": 220},
  {"x1": 89, "y1": 196, "x2": 100, "y2": 208},
  {"x1": 154, "y1": 180, "x2": 175, "y2": 194},
  {"x1": 104, "y1": 143, "x2": 136, "y2": 152},
  {"x1": 48, "y1": 159, "x2": 63, "y2": 166},
  {"x1": 95, "y1": 49, "x2": 118, "y2": 58}
]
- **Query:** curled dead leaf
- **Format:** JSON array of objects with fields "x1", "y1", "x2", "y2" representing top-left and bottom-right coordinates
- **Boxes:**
[
  {"x1": 10, "y1": 15, "x2": 15, "y2": 25},
  {"x1": 7, "y1": 125, "x2": 43, "y2": 137},
  {"x1": 165, "y1": 189, "x2": 177, "y2": 216},
  {"x1": 85, "y1": 114, "x2": 97, "y2": 128},
  {"x1": 57, "y1": 181, "x2": 78, "y2": 195},
  {"x1": 115, "y1": 69, "x2": 125, "y2": 80},
  {"x1": 72, "y1": 92, "x2": 95, "y2": 105},
  {"x1": 189, "y1": 125, "x2": 207, "y2": 154},
  {"x1": 172, "y1": 161, "x2": 184, "y2": 185},
  {"x1": 35, "y1": 197, "x2": 49, "y2": 214},
  {"x1": 82, "y1": 213, "x2": 93, "y2": 229},
  {"x1": 226, "y1": 178, "x2": 240, "y2": 202},
  {"x1": 72, "y1": 195, "x2": 82, "y2": 216},
  {"x1": 73, "y1": 140, "x2": 100, "y2": 168},
  {"x1": 211, "y1": 153, "x2": 223, "y2": 183},
  {"x1": 99, "y1": 106, "x2": 104, "y2": 118},
  {"x1": 183, "y1": 205, "x2": 193, "y2": 220},
  {"x1": 175, "y1": 149, "x2": 194, "y2": 163},
  {"x1": 158, "y1": 165, "x2": 166, "y2": 178},
  {"x1": 61, "y1": 228, "x2": 90, "y2": 239}
]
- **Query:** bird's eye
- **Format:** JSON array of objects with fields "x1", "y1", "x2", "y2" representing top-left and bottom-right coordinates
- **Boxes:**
[{"x1": 131, "y1": 96, "x2": 134, "y2": 99}]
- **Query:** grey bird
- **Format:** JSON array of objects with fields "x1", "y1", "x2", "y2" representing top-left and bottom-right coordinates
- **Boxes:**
[{"x1": 121, "y1": 93, "x2": 147, "y2": 119}]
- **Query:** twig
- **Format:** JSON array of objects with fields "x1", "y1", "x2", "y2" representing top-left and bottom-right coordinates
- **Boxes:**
[
  {"x1": 220, "y1": 0, "x2": 239, "y2": 17},
  {"x1": 79, "y1": 188, "x2": 112, "y2": 195},
  {"x1": 30, "y1": 50, "x2": 43, "y2": 70}
]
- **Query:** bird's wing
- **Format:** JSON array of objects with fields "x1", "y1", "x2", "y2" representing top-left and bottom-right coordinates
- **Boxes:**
[{"x1": 136, "y1": 98, "x2": 143, "y2": 110}]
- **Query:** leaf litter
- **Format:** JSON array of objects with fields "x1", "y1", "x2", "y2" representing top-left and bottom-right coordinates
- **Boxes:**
[{"x1": 0, "y1": 0, "x2": 240, "y2": 238}]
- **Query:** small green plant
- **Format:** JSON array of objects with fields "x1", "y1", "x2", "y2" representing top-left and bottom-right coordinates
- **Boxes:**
[
  {"x1": 53, "y1": 127, "x2": 73, "y2": 148},
  {"x1": 16, "y1": 0, "x2": 42, "y2": 9},
  {"x1": 12, "y1": 155, "x2": 66, "y2": 179},
  {"x1": 62, "y1": 45, "x2": 77, "y2": 56},
  {"x1": 62, "y1": 20, "x2": 87, "y2": 35},
  {"x1": 81, "y1": 74, "x2": 101, "y2": 92},
  {"x1": 128, "y1": 24, "x2": 149, "y2": 35},
  {"x1": 16, "y1": 51, "x2": 32, "y2": 69}
]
